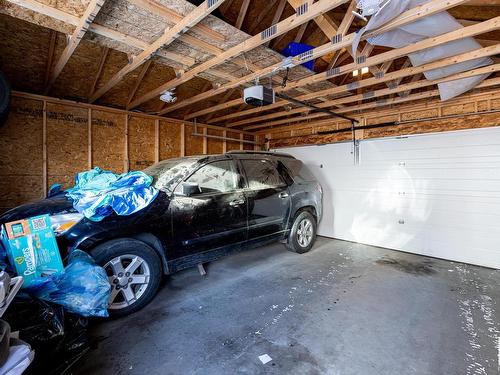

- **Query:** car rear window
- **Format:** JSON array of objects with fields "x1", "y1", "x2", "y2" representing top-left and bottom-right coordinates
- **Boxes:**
[{"x1": 281, "y1": 159, "x2": 316, "y2": 183}]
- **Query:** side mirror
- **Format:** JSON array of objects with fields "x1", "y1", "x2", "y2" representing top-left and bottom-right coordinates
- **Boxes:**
[{"x1": 181, "y1": 182, "x2": 201, "y2": 197}]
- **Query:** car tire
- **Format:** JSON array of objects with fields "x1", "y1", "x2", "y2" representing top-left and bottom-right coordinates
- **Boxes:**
[
  {"x1": 286, "y1": 210, "x2": 317, "y2": 254},
  {"x1": 90, "y1": 238, "x2": 162, "y2": 318},
  {"x1": 0, "y1": 71, "x2": 11, "y2": 127}
]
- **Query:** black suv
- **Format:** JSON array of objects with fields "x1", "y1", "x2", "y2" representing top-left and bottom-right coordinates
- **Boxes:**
[{"x1": 0, "y1": 151, "x2": 322, "y2": 316}]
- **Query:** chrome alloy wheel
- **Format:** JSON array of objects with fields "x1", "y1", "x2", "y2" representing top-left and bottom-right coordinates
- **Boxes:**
[
  {"x1": 104, "y1": 254, "x2": 151, "y2": 310},
  {"x1": 297, "y1": 218, "x2": 313, "y2": 248}
]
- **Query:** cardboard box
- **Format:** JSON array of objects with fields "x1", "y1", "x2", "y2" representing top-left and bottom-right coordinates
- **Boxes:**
[{"x1": 1, "y1": 214, "x2": 64, "y2": 288}]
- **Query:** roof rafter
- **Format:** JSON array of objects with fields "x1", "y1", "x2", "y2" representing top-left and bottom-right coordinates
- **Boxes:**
[
  {"x1": 88, "y1": 46, "x2": 109, "y2": 100},
  {"x1": 3, "y1": 0, "x2": 196, "y2": 67},
  {"x1": 236, "y1": 0, "x2": 251, "y2": 30},
  {"x1": 220, "y1": 21, "x2": 500, "y2": 126},
  {"x1": 45, "y1": 0, "x2": 106, "y2": 93},
  {"x1": 126, "y1": 59, "x2": 152, "y2": 107},
  {"x1": 170, "y1": 0, "x2": 474, "y2": 117},
  {"x1": 129, "y1": 0, "x2": 350, "y2": 109},
  {"x1": 245, "y1": 64, "x2": 500, "y2": 129},
  {"x1": 89, "y1": 0, "x2": 228, "y2": 103},
  {"x1": 252, "y1": 76, "x2": 500, "y2": 133}
]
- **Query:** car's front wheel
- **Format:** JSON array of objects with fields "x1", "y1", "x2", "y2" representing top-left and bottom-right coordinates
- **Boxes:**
[
  {"x1": 90, "y1": 238, "x2": 162, "y2": 317},
  {"x1": 286, "y1": 210, "x2": 317, "y2": 254}
]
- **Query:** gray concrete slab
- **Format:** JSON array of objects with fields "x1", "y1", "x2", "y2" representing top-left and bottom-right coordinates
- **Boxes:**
[{"x1": 76, "y1": 238, "x2": 500, "y2": 375}]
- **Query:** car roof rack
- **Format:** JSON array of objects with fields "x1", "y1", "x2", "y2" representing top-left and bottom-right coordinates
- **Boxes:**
[{"x1": 226, "y1": 150, "x2": 295, "y2": 159}]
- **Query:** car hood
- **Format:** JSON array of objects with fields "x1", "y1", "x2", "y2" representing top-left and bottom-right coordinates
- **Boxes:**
[{"x1": 0, "y1": 193, "x2": 77, "y2": 224}]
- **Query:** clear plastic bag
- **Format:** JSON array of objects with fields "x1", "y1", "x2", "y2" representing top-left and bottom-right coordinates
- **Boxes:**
[{"x1": 28, "y1": 250, "x2": 111, "y2": 317}]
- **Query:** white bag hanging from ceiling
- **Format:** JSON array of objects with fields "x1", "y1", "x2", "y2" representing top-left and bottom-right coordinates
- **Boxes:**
[{"x1": 352, "y1": 0, "x2": 493, "y2": 101}]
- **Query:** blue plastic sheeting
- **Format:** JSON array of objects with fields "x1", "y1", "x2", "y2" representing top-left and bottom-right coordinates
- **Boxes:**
[
  {"x1": 27, "y1": 250, "x2": 111, "y2": 317},
  {"x1": 66, "y1": 167, "x2": 158, "y2": 222},
  {"x1": 282, "y1": 42, "x2": 315, "y2": 71}
]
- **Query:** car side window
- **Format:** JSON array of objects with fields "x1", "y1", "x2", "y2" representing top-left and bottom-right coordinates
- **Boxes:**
[
  {"x1": 183, "y1": 160, "x2": 238, "y2": 195},
  {"x1": 241, "y1": 159, "x2": 285, "y2": 190}
]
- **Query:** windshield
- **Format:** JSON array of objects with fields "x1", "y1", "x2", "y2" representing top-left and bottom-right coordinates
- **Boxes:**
[{"x1": 143, "y1": 158, "x2": 201, "y2": 191}]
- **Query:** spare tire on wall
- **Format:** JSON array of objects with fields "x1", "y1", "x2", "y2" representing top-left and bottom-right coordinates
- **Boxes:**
[{"x1": 0, "y1": 71, "x2": 11, "y2": 127}]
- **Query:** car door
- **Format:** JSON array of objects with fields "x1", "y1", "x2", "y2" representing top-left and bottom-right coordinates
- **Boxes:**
[
  {"x1": 239, "y1": 158, "x2": 291, "y2": 241},
  {"x1": 169, "y1": 159, "x2": 248, "y2": 259}
]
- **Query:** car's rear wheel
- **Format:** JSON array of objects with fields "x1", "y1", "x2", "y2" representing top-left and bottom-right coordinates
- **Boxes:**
[
  {"x1": 286, "y1": 210, "x2": 317, "y2": 254},
  {"x1": 90, "y1": 238, "x2": 162, "y2": 318}
]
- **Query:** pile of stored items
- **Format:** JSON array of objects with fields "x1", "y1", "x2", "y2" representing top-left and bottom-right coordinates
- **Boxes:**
[{"x1": 0, "y1": 167, "x2": 158, "y2": 374}]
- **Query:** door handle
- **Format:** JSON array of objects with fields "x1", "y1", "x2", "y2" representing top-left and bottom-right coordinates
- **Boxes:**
[
  {"x1": 229, "y1": 199, "x2": 245, "y2": 206},
  {"x1": 278, "y1": 192, "x2": 289, "y2": 199}
]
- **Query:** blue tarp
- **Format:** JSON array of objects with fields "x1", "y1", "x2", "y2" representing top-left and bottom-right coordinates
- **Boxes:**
[
  {"x1": 27, "y1": 250, "x2": 111, "y2": 317},
  {"x1": 282, "y1": 42, "x2": 315, "y2": 71},
  {"x1": 66, "y1": 167, "x2": 158, "y2": 222}
]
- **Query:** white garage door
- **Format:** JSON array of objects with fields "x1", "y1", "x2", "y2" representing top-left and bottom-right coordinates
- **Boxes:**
[{"x1": 278, "y1": 126, "x2": 500, "y2": 269}]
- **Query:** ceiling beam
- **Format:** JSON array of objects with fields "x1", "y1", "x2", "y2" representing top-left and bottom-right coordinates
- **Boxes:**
[
  {"x1": 89, "y1": 0, "x2": 228, "y2": 103},
  {"x1": 88, "y1": 46, "x2": 109, "y2": 100},
  {"x1": 265, "y1": 0, "x2": 287, "y2": 47},
  {"x1": 248, "y1": 0, "x2": 279, "y2": 34},
  {"x1": 45, "y1": 0, "x2": 106, "y2": 93},
  {"x1": 254, "y1": 77, "x2": 500, "y2": 133},
  {"x1": 126, "y1": 59, "x2": 152, "y2": 107},
  {"x1": 218, "y1": 43, "x2": 500, "y2": 126},
  {"x1": 160, "y1": 0, "x2": 470, "y2": 116},
  {"x1": 235, "y1": 0, "x2": 251, "y2": 30},
  {"x1": 245, "y1": 64, "x2": 500, "y2": 129},
  {"x1": 129, "y1": 0, "x2": 350, "y2": 109},
  {"x1": 127, "y1": 0, "x2": 226, "y2": 42},
  {"x1": 43, "y1": 30, "x2": 57, "y2": 89}
]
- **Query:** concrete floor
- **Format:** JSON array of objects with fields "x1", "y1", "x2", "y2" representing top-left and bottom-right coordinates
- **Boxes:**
[{"x1": 76, "y1": 237, "x2": 500, "y2": 375}]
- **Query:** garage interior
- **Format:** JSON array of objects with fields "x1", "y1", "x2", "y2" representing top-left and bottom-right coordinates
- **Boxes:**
[{"x1": 0, "y1": 0, "x2": 500, "y2": 374}]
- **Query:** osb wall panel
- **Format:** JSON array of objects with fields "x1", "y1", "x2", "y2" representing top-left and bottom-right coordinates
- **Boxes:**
[
  {"x1": 91, "y1": 110, "x2": 125, "y2": 172},
  {"x1": 270, "y1": 112, "x2": 500, "y2": 148},
  {"x1": 128, "y1": 116, "x2": 155, "y2": 170},
  {"x1": 226, "y1": 131, "x2": 240, "y2": 152},
  {"x1": 0, "y1": 15, "x2": 51, "y2": 93},
  {"x1": 364, "y1": 112, "x2": 500, "y2": 139},
  {"x1": 159, "y1": 120, "x2": 181, "y2": 161},
  {"x1": 207, "y1": 129, "x2": 223, "y2": 155},
  {"x1": 185, "y1": 124, "x2": 203, "y2": 156},
  {"x1": 243, "y1": 134, "x2": 254, "y2": 151},
  {"x1": 46, "y1": 103, "x2": 88, "y2": 188},
  {"x1": 0, "y1": 98, "x2": 44, "y2": 212}
]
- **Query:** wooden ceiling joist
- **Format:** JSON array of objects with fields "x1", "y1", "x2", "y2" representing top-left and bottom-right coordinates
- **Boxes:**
[
  {"x1": 88, "y1": 46, "x2": 110, "y2": 100},
  {"x1": 89, "y1": 0, "x2": 228, "y2": 103},
  {"x1": 160, "y1": 0, "x2": 471, "y2": 116},
  {"x1": 127, "y1": 0, "x2": 226, "y2": 42},
  {"x1": 45, "y1": 0, "x2": 106, "y2": 93},
  {"x1": 253, "y1": 77, "x2": 500, "y2": 134},
  {"x1": 222, "y1": 16, "x2": 498, "y2": 124},
  {"x1": 128, "y1": 0, "x2": 351, "y2": 110},
  {"x1": 235, "y1": 0, "x2": 251, "y2": 30},
  {"x1": 245, "y1": 64, "x2": 500, "y2": 130},
  {"x1": 43, "y1": 30, "x2": 57, "y2": 89},
  {"x1": 219, "y1": 35, "x2": 500, "y2": 126},
  {"x1": 126, "y1": 59, "x2": 152, "y2": 107},
  {"x1": 4, "y1": 0, "x2": 196, "y2": 67}
]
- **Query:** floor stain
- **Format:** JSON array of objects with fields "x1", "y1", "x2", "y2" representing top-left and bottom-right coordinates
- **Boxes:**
[{"x1": 376, "y1": 257, "x2": 436, "y2": 275}]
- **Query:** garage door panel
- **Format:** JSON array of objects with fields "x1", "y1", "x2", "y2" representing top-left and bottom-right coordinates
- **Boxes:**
[
  {"x1": 278, "y1": 127, "x2": 500, "y2": 269},
  {"x1": 331, "y1": 190, "x2": 500, "y2": 234}
]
